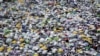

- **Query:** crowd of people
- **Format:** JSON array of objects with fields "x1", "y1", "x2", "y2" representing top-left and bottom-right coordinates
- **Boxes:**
[{"x1": 0, "y1": 0, "x2": 100, "y2": 56}]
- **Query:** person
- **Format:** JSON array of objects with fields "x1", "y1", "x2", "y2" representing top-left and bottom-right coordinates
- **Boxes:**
[{"x1": 3, "y1": 0, "x2": 13, "y2": 2}]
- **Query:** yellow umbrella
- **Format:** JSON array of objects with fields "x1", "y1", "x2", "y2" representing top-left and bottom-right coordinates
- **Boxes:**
[
  {"x1": 58, "y1": 48, "x2": 63, "y2": 53},
  {"x1": 7, "y1": 47, "x2": 12, "y2": 52},
  {"x1": 33, "y1": 53, "x2": 39, "y2": 56},
  {"x1": 0, "y1": 46, "x2": 4, "y2": 52},
  {"x1": 76, "y1": 49, "x2": 83, "y2": 53},
  {"x1": 82, "y1": 37, "x2": 92, "y2": 44},
  {"x1": 18, "y1": 0, "x2": 24, "y2": 3}
]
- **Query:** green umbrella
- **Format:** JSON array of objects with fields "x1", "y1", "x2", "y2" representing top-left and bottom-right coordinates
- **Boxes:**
[
  {"x1": 12, "y1": 7, "x2": 17, "y2": 11},
  {"x1": 25, "y1": 39, "x2": 30, "y2": 44},
  {"x1": 85, "y1": 46, "x2": 90, "y2": 50},
  {"x1": 97, "y1": 14, "x2": 100, "y2": 17},
  {"x1": 53, "y1": 37, "x2": 59, "y2": 41},
  {"x1": 4, "y1": 29, "x2": 11, "y2": 35},
  {"x1": 97, "y1": 30, "x2": 100, "y2": 33}
]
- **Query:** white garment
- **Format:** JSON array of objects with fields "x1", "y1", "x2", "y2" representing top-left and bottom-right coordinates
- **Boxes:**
[{"x1": 0, "y1": 0, "x2": 3, "y2": 2}]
